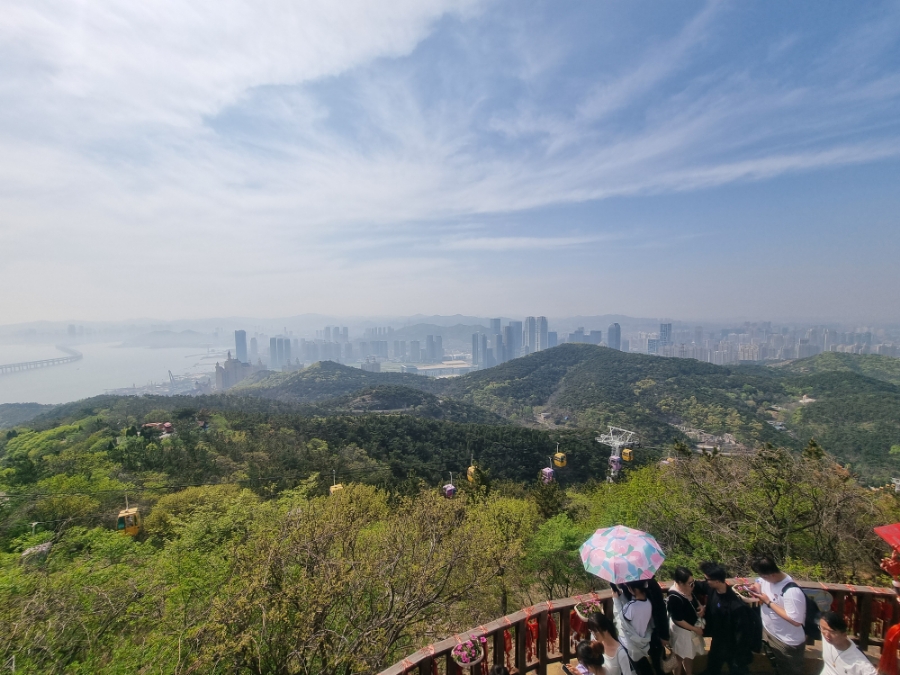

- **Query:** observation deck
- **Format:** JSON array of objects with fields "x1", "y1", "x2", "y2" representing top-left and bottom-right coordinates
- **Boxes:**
[{"x1": 379, "y1": 580, "x2": 898, "y2": 675}]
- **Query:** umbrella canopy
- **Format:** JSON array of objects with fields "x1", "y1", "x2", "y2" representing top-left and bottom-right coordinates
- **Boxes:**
[{"x1": 580, "y1": 525, "x2": 665, "y2": 583}]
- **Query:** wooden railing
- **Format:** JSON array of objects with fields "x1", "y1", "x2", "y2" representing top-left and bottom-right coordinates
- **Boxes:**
[{"x1": 378, "y1": 581, "x2": 900, "y2": 675}]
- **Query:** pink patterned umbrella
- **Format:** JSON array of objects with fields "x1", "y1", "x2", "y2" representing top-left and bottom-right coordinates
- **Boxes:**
[{"x1": 580, "y1": 525, "x2": 666, "y2": 583}]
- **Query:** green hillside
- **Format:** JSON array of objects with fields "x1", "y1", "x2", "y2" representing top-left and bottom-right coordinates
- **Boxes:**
[
  {"x1": 317, "y1": 385, "x2": 506, "y2": 424},
  {"x1": 0, "y1": 402, "x2": 54, "y2": 429},
  {"x1": 232, "y1": 360, "x2": 443, "y2": 401},
  {"x1": 778, "y1": 352, "x2": 900, "y2": 386},
  {"x1": 779, "y1": 371, "x2": 900, "y2": 482},
  {"x1": 445, "y1": 344, "x2": 790, "y2": 449}
]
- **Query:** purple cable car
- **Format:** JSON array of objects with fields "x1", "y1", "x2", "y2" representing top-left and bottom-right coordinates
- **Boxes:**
[
  {"x1": 541, "y1": 466, "x2": 555, "y2": 484},
  {"x1": 442, "y1": 472, "x2": 457, "y2": 498}
]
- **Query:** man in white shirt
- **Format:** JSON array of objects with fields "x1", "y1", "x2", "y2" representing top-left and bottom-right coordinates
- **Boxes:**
[
  {"x1": 819, "y1": 611, "x2": 876, "y2": 675},
  {"x1": 750, "y1": 556, "x2": 806, "y2": 675}
]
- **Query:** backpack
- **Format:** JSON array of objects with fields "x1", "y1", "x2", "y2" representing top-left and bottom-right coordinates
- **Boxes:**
[{"x1": 781, "y1": 582, "x2": 831, "y2": 640}]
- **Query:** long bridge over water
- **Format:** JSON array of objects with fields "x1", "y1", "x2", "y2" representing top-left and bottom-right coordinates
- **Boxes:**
[{"x1": 0, "y1": 347, "x2": 83, "y2": 375}]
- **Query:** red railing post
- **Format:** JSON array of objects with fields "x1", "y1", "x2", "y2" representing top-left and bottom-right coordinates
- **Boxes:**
[
  {"x1": 515, "y1": 619, "x2": 527, "y2": 673},
  {"x1": 859, "y1": 592, "x2": 873, "y2": 651},
  {"x1": 537, "y1": 610, "x2": 549, "y2": 675}
]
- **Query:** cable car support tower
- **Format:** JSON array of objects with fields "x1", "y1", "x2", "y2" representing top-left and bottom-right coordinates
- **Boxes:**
[{"x1": 596, "y1": 425, "x2": 638, "y2": 482}]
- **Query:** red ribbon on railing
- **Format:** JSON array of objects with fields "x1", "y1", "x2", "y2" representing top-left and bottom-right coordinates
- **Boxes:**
[{"x1": 504, "y1": 629, "x2": 512, "y2": 668}]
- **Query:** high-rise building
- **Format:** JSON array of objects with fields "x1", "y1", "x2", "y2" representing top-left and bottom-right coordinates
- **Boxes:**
[
  {"x1": 435, "y1": 336, "x2": 444, "y2": 362},
  {"x1": 607, "y1": 323, "x2": 621, "y2": 351},
  {"x1": 508, "y1": 321, "x2": 523, "y2": 358},
  {"x1": 426, "y1": 335, "x2": 436, "y2": 362},
  {"x1": 547, "y1": 331, "x2": 558, "y2": 348},
  {"x1": 283, "y1": 338, "x2": 292, "y2": 365},
  {"x1": 479, "y1": 333, "x2": 488, "y2": 367},
  {"x1": 276, "y1": 338, "x2": 285, "y2": 368},
  {"x1": 648, "y1": 338, "x2": 660, "y2": 355},
  {"x1": 490, "y1": 318, "x2": 502, "y2": 336},
  {"x1": 269, "y1": 337, "x2": 278, "y2": 369},
  {"x1": 235, "y1": 330, "x2": 248, "y2": 363},
  {"x1": 660, "y1": 323, "x2": 672, "y2": 346},
  {"x1": 524, "y1": 317, "x2": 537, "y2": 354},
  {"x1": 250, "y1": 337, "x2": 258, "y2": 360},
  {"x1": 471, "y1": 333, "x2": 481, "y2": 365},
  {"x1": 694, "y1": 326, "x2": 703, "y2": 345},
  {"x1": 621, "y1": 338, "x2": 630, "y2": 353},
  {"x1": 494, "y1": 334, "x2": 505, "y2": 363},
  {"x1": 536, "y1": 316, "x2": 549, "y2": 351},
  {"x1": 410, "y1": 340, "x2": 421, "y2": 363},
  {"x1": 589, "y1": 330, "x2": 602, "y2": 345}
]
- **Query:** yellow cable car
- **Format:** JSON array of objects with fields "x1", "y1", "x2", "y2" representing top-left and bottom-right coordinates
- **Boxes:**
[
  {"x1": 330, "y1": 469, "x2": 344, "y2": 495},
  {"x1": 622, "y1": 447, "x2": 634, "y2": 462},
  {"x1": 553, "y1": 452, "x2": 567, "y2": 468},
  {"x1": 467, "y1": 465, "x2": 476, "y2": 482},
  {"x1": 116, "y1": 507, "x2": 141, "y2": 536}
]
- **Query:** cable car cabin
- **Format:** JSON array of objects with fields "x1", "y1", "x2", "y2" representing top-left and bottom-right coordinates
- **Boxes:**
[
  {"x1": 116, "y1": 508, "x2": 141, "y2": 536},
  {"x1": 552, "y1": 452, "x2": 567, "y2": 468},
  {"x1": 609, "y1": 456, "x2": 623, "y2": 472},
  {"x1": 442, "y1": 483, "x2": 457, "y2": 499},
  {"x1": 622, "y1": 448, "x2": 634, "y2": 462},
  {"x1": 467, "y1": 465, "x2": 476, "y2": 482},
  {"x1": 329, "y1": 483, "x2": 344, "y2": 496},
  {"x1": 541, "y1": 467, "x2": 555, "y2": 484}
]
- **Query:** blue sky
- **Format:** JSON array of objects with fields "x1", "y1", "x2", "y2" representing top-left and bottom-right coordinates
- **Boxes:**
[{"x1": 1, "y1": 0, "x2": 899, "y2": 323}]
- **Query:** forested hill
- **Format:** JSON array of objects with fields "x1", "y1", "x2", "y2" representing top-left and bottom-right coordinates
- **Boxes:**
[
  {"x1": 443, "y1": 344, "x2": 789, "y2": 449},
  {"x1": 777, "y1": 351, "x2": 900, "y2": 386},
  {"x1": 0, "y1": 402, "x2": 54, "y2": 429},
  {"x1": 232, "y1": 360, "x2": 443, "y2": 401}
]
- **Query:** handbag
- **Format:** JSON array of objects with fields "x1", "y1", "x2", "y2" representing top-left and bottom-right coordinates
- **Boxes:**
[
  {"x1": 691, "y1": 618, "x2": 707, "y2": 657},
  {"x1": 662, "y1": 647, "x2": 679, "y2": 673}
]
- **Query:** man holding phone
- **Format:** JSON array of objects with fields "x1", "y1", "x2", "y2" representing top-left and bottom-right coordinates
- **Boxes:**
[{"x1": 749, "y1": 556, "x2": 806, "y2": 675}]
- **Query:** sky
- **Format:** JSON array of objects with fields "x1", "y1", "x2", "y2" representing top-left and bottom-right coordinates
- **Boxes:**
[{"x1": 1, "y1": 0, "x2": 899, "y2": 324}]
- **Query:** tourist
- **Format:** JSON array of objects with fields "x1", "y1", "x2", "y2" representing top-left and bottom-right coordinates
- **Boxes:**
[
  {"x1": 667, "y1": 567, "x2": 704, "y2": 675},
  {"x1": 750, "y1": 556, "x2": 806, "y2": 675},
  {"x1": 572, "y1": 640, "x2": 607, "y2": 675},
  {"x1": 588, "y1": 611, "x2": 636, "y2": 675},
  {"x1": 489, "y1": 666, "x2": 511, "y2": 675},
  {"x1": 819, "y1": 612, "x2": 875, "y2": 675},
  {"x1": 611, "y1": 581, "x2": 655, "y2": 675},
  {"x1": 695, "y1": 562, "x2": 755, "y2": 675},
  {"x1": 648, "y1": 576, "x2": 673, "y2": 674}
]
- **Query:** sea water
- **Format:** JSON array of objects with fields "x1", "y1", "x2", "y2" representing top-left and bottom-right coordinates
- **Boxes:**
[{"x1": 0, "y1": 343, "x2": 224, "y2": 404}]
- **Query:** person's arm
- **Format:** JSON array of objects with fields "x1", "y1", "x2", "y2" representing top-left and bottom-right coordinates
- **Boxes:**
[
  {"x1": 669, "y1": 596, "x2": 703, "y2": 635},
  {"x1": 752, "y1": 587, "x2": 804, "y2": 627}
]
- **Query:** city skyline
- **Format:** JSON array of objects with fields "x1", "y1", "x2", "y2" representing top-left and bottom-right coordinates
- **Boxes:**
[{"x1": 1, "y1": 2, "x2": 899, "y2": 323}]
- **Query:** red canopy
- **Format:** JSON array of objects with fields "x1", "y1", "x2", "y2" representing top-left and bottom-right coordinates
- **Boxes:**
[{"x1": 875, "y1": 523, "x2": 900, "y2": 551}]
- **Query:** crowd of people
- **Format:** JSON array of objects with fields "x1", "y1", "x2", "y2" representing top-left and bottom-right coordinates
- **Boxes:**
[{"x1": 564, "y1": 556, "x2": 878, "y2": 675}]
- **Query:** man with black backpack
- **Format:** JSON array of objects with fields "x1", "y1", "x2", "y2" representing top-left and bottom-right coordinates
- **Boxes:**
[{"x1": 750, "y1": 556, "x2": 807, "y2": 675}]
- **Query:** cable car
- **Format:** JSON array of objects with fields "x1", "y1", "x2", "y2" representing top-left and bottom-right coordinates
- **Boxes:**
[
  {"x1": 116, "y1": 507, "x2": 141, "y2": 536},
  {"x1": 330, "y1": 470, "x2": 344, "y2": 496},
  {"x1": 541, "y1": 466, "x2": 555, "y2": 484},
  {"x1": 442, "y1": 472, "x2": 457, "y2": 499},
  {"x1": 467, "y1": 465, "x2": 476, "y2": 482},
  {"x1": 553, "y1": 452, "x2": 567, "y2": 468},
  {"x1": 622, "y1": 447, "x2": 634, "y2": 462},
  {"x1": 609, "y1": 456, "x2": 623, "y2": 472}
]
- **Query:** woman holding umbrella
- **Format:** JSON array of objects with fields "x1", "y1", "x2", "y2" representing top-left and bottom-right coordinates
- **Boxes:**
[{"x1": 580, "y1": 526, "x2": 667, "y2": 675}]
